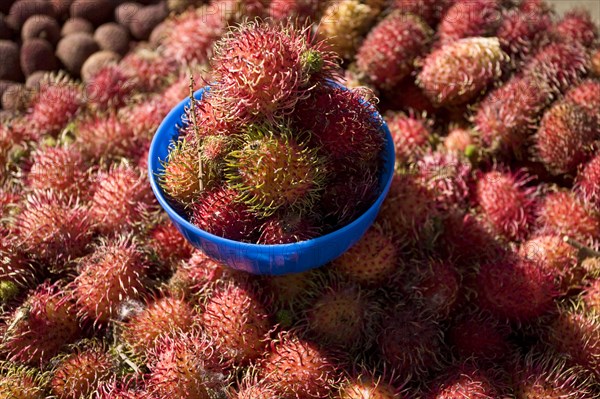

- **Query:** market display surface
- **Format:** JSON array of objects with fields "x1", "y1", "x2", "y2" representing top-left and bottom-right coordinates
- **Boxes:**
[{"x1": 0, "y1": 0, "x2": 599, "y2": 398}]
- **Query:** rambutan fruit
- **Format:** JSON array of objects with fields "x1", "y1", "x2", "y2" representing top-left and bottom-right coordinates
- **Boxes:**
[
  {"x1": 318, "y1": 0, "x2": 377, "y2": 60},
  {"x1": 513, "y1": 352, "x2": 597, "y2": 399},
  {"x1": 497, "y1": 5, "x2": 553, "y2": 62},
  {"x1": 536, "y1": 190, "x2": 600, "y2": 245},
  {"x1": 190, "y1": 187, "x2": 259, "y2": 242},
  {"x1": 211, "y1": 21, "x2": 339, "y2": 122},
  {"x1": 0, "y1": 237, "x2": 35, "y2": 298},
  {"x1": 581, "y1": 279, "x2": 600, "y2": 313},
  {"x1": 474, "y1": 75, "x2": 552, "y2": 155},
  {"x1": 85, "y1": 64, "x2": 136, "y2": 110},
  {"x1": 231, "y1": 372, "x2": 279, "y2": 399},
  {"x1": 523, "y1": 42, "x2": 590, "y2": 95},
  {"x1": 258, "y1": 212, "x2": 320, "y2": 244},
  {"x1": 417, "y1": 37, "x2": 509, "y2": 107},
  {"x1": 534, "y1": 101, "x2": 598, "y2": 175},
  {"x1": 437, "y1": 0, "x2": 502, "y2": 45},
  {"x1": 72, "y1": 236, "x2": 148, "y2": 326},
  {"x1": 14, "y1": 191, "x2": 93, "y2": 268},
  {"x1": 385, "y1": 111, "x2": 432, "y2": 163},
  {"x1": 378, "y1": 307, "x2": 445, "y2": 378},
  {"x1": 212, "y1": 0, "x2": 270, "y2": 24},
  {"x1": 444, "y1": 127, "x2": 476, "y2": 154},
  {"x1": 262, "y1": 269, "x2": 320, "y2": 310},
  {"x1": 94, "y1": 379, "x2": 147, "y2": 399},
  {"x1": 202, "y1": 281, "x2": 271, "y2": 366},
  {"x1": 338, "y1": 368, "x2": 400, "y2": 399},
  {"x1": 120, "y1": 48, "x2": 178, "y2": 93},
  {"x1": 293, "y1": 84, "x2": 384, "y2": 162},
  {"x1": 50, "y1": 343, "x2": 114, "y2": 399},
  {"x1": 519, "y1": 234, "x2": 580, "y2": 292},
  {"x1": 575, "y1": 154, "x2": 600, "y2": 207},
  {"x1": 26, "y1": 145, "x2": 89, "y2": 198},
  {"x1": 447, "y1": 312, "x2": 513, "y2": 361},
  {"x1": 147, "y1": 220, "x2": 194, "y2": 268},
  {"x1": 1, "y1": 282, "x2": 81, "y2": 366},
  {"x1": 393, "y1": 0, "x2": 452, "y2": 26},
  {"x1": 0, "y1": 362, "x2": 46, "y2": 399},
  {"x1": 167, "y1": 250, "x2": 233, "y2": 299},
  {"x1": 121, "y1": 295, "x2": 199, "y2": 360},
  {"x1": 416, "y1": 150, "x2": 472, "y2": 211},
  {"x1": 474, "y1": 170, "x2": 537, "y2": 241},
  {"x1": 355, "y1": 11, "x2": 432, "y2": 90},
  {"x1": 146, "y1": 330, "x2": 226, "y2": 399},
  {"x1": 332, "y1": 225, "x2": 400, "y2": 288},
  {"x1": 564, "y1": 79, "x2": 600, "y2": 118},
  {"x1": 179, "y1": 91, "x2": 241, "y2": 139},
  {"x1": 90, "y1": 165, "x2": 156, "y2": 235},
  {"x1": 474, "y1": 252, "x2": 557, "y2": 323},
  {"x1": 268, "y1": 0, "x2": 322, "y2": 23},
  {"x1": 546, "y1": 307, "x2": 600, "y2": 377},
  {"x1": 161, "y1": 7, "x2": 224, "y2": 65},
  {"x1": 260, "y1": 331, "x2": 340, "y2": 399},
  {"x1": 225, "y1": 123, "x2": 325, "y2": 216},
  {"x1": 158, "y1": 138, "x2": 202, "y2": 206},
  {"x1": 591, "y1": 49, "x2": 600, "y2": 77},
  {"x1": 424, "y1": 364, "x2": 501, "y2": 399},
  {"x1": 75, "y1": 113, "x2": 140, "y2": 163},
  {"x1": 553, "y1": 9, "x2": 599, "y2": 48},
  {"x1": 381, "y1": 78, "x2": 436, "y2": 115}
]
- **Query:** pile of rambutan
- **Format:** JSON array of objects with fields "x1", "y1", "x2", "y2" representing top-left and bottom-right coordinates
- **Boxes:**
[{"x1": 0, "y1": 0, "x2": 598, "y2": 398}]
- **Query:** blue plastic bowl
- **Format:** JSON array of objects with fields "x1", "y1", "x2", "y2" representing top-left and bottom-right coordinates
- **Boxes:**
[{"x1": 148, "y1": 85, "x2": 395, "y2": 275}]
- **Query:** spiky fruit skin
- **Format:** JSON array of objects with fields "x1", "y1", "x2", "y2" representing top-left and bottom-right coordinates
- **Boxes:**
[
  {"x1": 180, "y1": 93, "x2": 240, "y2": 139},
  {"x1": 393, "y1": 0, "x2": 451, "y2": 26},
  {"x1": 86, "y1": 65, "x2": 136, "y2": 110},
  {"x1": 148, "y1": 221, "x2": 193, "y2": 268},
  {"x1": 519, "y1": 235, "x2": 580, "y2": 292},
  {"x1": 14, "y1": 192, "x2": 92, "y2": 267},
  {"x1": 564, "y1": 79, "x2": 600, "y2": 118},
  {"x1": 2, "y1": 283, "x2": 81, "y2": 366},
  {"x1": 28, "y1": 77, "x2": 82, "y2": 137},
  {"x1": 475, "y1": 170, "x2": 536, "y2": 241},
  {"x1": 378, "y1": 308, "x2": 445, "y2": 378},
  {"x1": 425, "y1": 365, "x2": 500, "y2": 399},
  {"x1": 338, "y1": 374, "x2": 397, "y2": 399},
  {"x1": 386, "y1": 112, "x2": 431, "y2": 162},
  {"x1": 50, "y1": 347, "x2": 114, "y2": 399},
  {"x1": 0, "y1": 364, "x2": 46, "y2": 399},
  {"x1": 147, "y1": 331, "x2": 225, "y2": 399},
  {"x1": 447, "y1": 312, "x2": 512, "y2": 361},
  {"x1": 269, "y1": 0, "x2": 322, "y2": 23},
  {"x1": 95, "y1": 380, "x2": 147, "y2": 399},
  {"x1": 418, "y1": 37, "x2": 508, "y2": 106},
  {"x1": 319, "y1": 0, "x2": 377, "y2": 60},
  {"x1": 258, "y1": 213, "x2": 320, "y2": 244},
  {"x1": 592, "y1": 49, "x2": 600, "y2": 77},
  {"x1": 497, "y1": 5, "x2": 553, "y2": 62},
  {"x1": 212, "y1": 21, "x2": 338, "y2": 122},
  {"x1": 537, "y1": 191, "x2": 600, "y2": 245},
  {"x1": 76, "y1": 113, "x2": 141, "y2": 163},
  {"x1": 0, "y1": 236, "x2": 35, "y2": 291},
  {"x1": 554, "y1": 9, "x2": 598, "y2": 48},
  {"x1": 475, "y1": 76, "x2": 552, "y2": 155},
  {"x1": 535, "y1": 102, "x2": 598, "y2": 175},
  {"x1": 437, "y1": 0, "x2": 502, "y2": 45},
  {"x1": 26, "y1": 146, "x2": 88, "y2": 198},
  {"x1": 475, "y1": 253, "x2": 557, "y2": 323},
  {"x1": 202, "y1": 282, "x2": 271, "y2": 366},
  {"x1": 546, "y1": 309, "x2": 600, "y2": 377},
  {"x1": 293, "y1": 85, "x2": 384, "y2": 162},
  {"x1": 575, "y1": 154, "x2": 600, "y2": 207},
  {"x1": 332, "y1": 226, "x2": 399, "y2": 288},
  {"x1": 233, "y1": 374, "x2": 280, "y2": 399},
  {"x1": 444, "y1": 127, "x2": 475, "y2": 153},
  {"x1": 158, "y1": 138, "x2": 201, "y2": 206},
  {"x1": 417, "y1": 151, "x2": 472, "y2": 211},
  {"x1": 167, "y1": 250, "x2": 233, "y2": 299},
  {"x1": 90, "y1": 166, "x2": 156, "y2": 235},
  {"x1": 162, "y1": 7, "x2": 224, "y2": 65},
  {"x1": 121, "y1": 296, "x2": 198, "y2": 360},
  {"x1": 582, "y1": 279, "x2": 600, "y2": 313},
  {"x1": 225, "y1": 124, "x2": 325, "y2": 216},
  {"x1": 513, "y1": 353, "x2": 597, "y2": 399},
  {"x1": 356, "y1": 12, "x2": 432, "y2": 90},
  {"x1": 73, "y1": 237, "x2": 147, "y2": 326},
  {"x1": 383, "y1": 78, "x2": 436, "y2": 114},
  {"x1": 120, "y1": 49, "x2": 178, "y2": 93},
  {"x1": 406, "y1": 260, "x2": 461, "y2": 319},
  {"x1": 261, "y1": 332, "x2": 339, "y2": 399},
  {"x1": 523, "y1": 42, "x2": 589, "y2": 95},
  {"x1": 190, "y1": 187, "x2": 259, "y2": 242}
]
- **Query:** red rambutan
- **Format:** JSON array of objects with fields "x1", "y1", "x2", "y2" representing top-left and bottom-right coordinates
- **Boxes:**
[
  {"x1": 385, "y1": 111, "x2": 432, "y2": 163},
  {"x1": 72, "y1": 236, "x2": 148, "y2": 326},
  {"x1": 424, "y1": 364, "x2": 501, "y2": 399},
  {"x1": 437, "y1": 0, "x2": 502, "y2": 45},
  {"x1": 0, "y1": 236, "x2": 35, "y2": 295},
  {"x1": 591, "y1": 49, "x2": 600, "y2": 77},
  {"x1": 338, "y1": 368, "x2": 400, "y2": 399},
  {"x1": 553, "y1": 9, "x2": 599, "y2": 48},
  {"x1": 85, "y1": 64, "x2": 137, "y2": 110},
  {"x1": 75, "y1": 113, "x2": 141, "y2": 163},
  {"x1": 497, "y1": 5, "x2": 552, "y2": 62},
  {"x1": 355, "y1": 11, "x2": 432, "y2": 90},
  {"x1": 147, "y1": 220, "x2": 194, "y2": 268},
  {"x1": 268, "y1": 0, "x2": 322, "y2": 23},
  {"x1": 581, "y1": 279, "x2": 600, "y2": 313},
  {"x1": 575, "y1": 153, "x2": 600, "y2": 207},
  {"x1": 158, "y1": 138, "x2": 202, "y2": 206},
  {"x1": 564, "y1": 79, "x2": 600, "y2": 118},
  {"x1": 120, "y1": 97, "x2": 172, "y2": 141},
  {"x1": 417, "y1": 37, "x2": 509, "y2": 106},
  {"x1": 444, "y1": 127, "x2": 476, "y2": 154},
  {"x1": 381, "y1": 78, "x2": 436, "y2": 114},
  {"x1": 167, "y1": 250, "x2": 234, "y2": 299},
  {"x1": 120, "y1": 48, "x2": 179, "y2": 92},
  {"x1": 393, "y1": 0, "x2": 452, "y2": 26},
  {"x1": 0, "y1": 363, "x2": 47, "y2": 399},
  {"x1": 258, "y1": 212, "x2": 320, "y2": 244},
  {"x1": 447, "y1": 311, "x2": 513, "y2": 361}
]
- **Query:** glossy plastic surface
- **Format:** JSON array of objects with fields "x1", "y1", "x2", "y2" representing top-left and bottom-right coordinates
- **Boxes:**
[{"x1": 148, "y1": 86, "x2": 395, "y2": 275}]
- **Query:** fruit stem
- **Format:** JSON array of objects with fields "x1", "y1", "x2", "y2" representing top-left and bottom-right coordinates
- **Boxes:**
[
  {"x1": 563, "y1": 236, "x2": 600, "y2": 263},
  {"x1": 188, "y1": 72, "x2": 204, "y2": 193}
]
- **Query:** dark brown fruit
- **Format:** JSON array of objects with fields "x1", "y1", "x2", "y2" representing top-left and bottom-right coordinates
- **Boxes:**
[
  {"x1": 70, "y1": 0, "x2": 113, "y2": 26},
  {"x1": 7, "y1": 0, "x2": 54, "y2": 30},
  {"x1": 94, "y1": 23, "x2": 129, "y2": 56},
  {"x1": 0, "y1": 15, "x2": 14, "y2": 40},
  {"x1": 115, "y1": 2, "x2": 142, "y2": 29},
  {"x1": 56, "y1": 32, "x2": 99, "y2": 76},
  {"x1": 129, "y1": 2, "x2": 168, "y2": 40},
  {"x1": 21, "y1": 14, "x2": 60, "y2": 45},
  {"x1": 0, "y1": 40, "x2": 22, "y2": 81},
  {"x1": 80, "y1": 50, "x2": 120, "y2": 82},
  {"x1": 61, "y1": 17, "x2": 92, "y2": 36},
  {"x1": 50, "y1": 0, "x2": 74, "y2": 19},
  {"x1": 20, "y1": 38, "x2": 58, "y2": 76},
  {"x1": 1, "y1": 82, "x2": 27, "y2": 110}
]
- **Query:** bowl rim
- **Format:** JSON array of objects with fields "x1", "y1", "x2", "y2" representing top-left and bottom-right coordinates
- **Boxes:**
[{"x1": 148, "y1": 84, "x2": 395, "y2": 251}]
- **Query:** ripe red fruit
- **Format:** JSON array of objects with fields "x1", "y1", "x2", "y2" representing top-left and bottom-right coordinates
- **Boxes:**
[
  {"x1": 475, "y1": 253, "x2": 557, "y2": 323},
  {"x1": 497, "y1": 5, "x2": 552, "y2": 61},
  {"x1": 338, "y1": 369, "x2": 400, "y2": 399},
  {"x1": 120, "y1": 48, "x2": 179, "y2": 92},
  {"x1": 332, "y1": 226, "x2": 400, "y2": 287},
  {"x1": 2, "y1": 282, "x2": 81, "y2": 366},
  {"x1": 564, "y1": 79, "x2": 600, "y2": 118},
  {"x1": 425, "y1": 365, "x2": 501, "y2": 399},
  {"x1": 447, "y1": 312, "x2": 512, "y2": 361},
  {"x1": 26, "y1": 146, "x2": 89, "y2": 198},
  {"x1": 73, "y1": 236, "x2": 148, "y2": 326},
  {"x1": 437, "y1": 0, "x2": 502, "y2": 45},
  {"x1": 121, "y1": 296, "x2": 199, "y2": 360},
  {"x1": 582, "y1": 279, "x2": 600, "y2": 313},
  {"x1": 75, "y1": 113, "x2": 141, "y2": 163},
  {"x1": 90, "y1": 166, "x2": 156, "y2": 235},
  {"x1": 356, "y1": 12, "x2": 432, "y2": 90},
  {"x1": 147, "y1": 220, "x2": 194, "y2": 268},
  {"x1": 0, "y1": 235, "x2": 35, "y2": 292},
  {"x1": 258, "y1": 213, "x2": 320, "y2": 244},
  {"x1": 417, "y1": 151, "x2": 472, "y2": 211},
  {"x1": 385, "y1": 111, "x2": 432, "y2": 162},
  {"x1": 475, "y1": 170, "x2": 537, "y2": 241},
  {"x1": 537, "y1": 191, "x2": 600, "y2": 245},
  {"x1": 261, "y1": 332, "x2": 340, "y2": 399},
  {"x1": 417, "y1": 37, "x2": 508, "y2": 106},
  {"x1": 393, "y1": 0, "x2": 452, "y2": 26},
  {"x1": 86, "y1": 64, "x2": 136, "y2": 110},
  {"x1": 575, "y1": 153, "x2": 600, "y2": 207},
  {"x1": 268, "y1": 0, "x2": 321, "y2": 23},
  {"x1": 190, "y1": 187, "x2": 259, "y2": 242},
  {"x1": 444, "y1": 127, "x2": 475, "y2": 154},
  {"x1": 202, "y1": 282, "x2": 271, "y2": 366},
  {"x1": 0, "y1": 363, "x2": 47, "y2": 399},
  {"x1": 554, "y1": 9, "x2": 598, "y2": 48}
]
